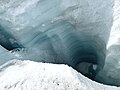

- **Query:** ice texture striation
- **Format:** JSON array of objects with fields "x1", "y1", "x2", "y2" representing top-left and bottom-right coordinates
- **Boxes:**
[{"x1": 0, "y1": 0, "x2": 115, "y2": 86}]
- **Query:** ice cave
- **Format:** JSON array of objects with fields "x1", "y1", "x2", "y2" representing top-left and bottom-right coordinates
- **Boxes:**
[{"x1": 0, "y1": 0, "x2": 120, "y2": 89}]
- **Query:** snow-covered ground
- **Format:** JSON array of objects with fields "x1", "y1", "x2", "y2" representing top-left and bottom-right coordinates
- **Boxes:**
[{"x1": 0, "y1": 60, "x2": 119, "y2": 90}]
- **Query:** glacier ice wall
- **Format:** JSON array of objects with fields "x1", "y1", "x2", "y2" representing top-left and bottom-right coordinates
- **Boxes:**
[
  {"x1": 0, "y1": 0, "x2": 115, "y2": 85},
  {"x1": 95, "y1": 0, "x2": 120, "y2": 86}
]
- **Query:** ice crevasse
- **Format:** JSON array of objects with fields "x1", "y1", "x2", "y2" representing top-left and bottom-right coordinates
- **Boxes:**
[{"x1": 0, "y1": 0, "x2": 120, "y2": 88}]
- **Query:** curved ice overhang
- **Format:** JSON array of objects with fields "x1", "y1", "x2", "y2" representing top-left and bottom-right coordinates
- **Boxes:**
[{"x1": 0, "y1": 0, "x2": 119, "y2": 87}]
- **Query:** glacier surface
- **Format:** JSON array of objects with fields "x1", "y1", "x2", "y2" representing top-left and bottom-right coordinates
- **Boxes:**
[
  {"x1": 0, "y1": 60, "x2": 119, "y2": 90},
  {"x1": 1, "y1": 0, "x2": 120, "y2": 87}
]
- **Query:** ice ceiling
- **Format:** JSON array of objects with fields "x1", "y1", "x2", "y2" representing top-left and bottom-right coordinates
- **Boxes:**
[{"x1": 0, "y1": 0, "x2": 119, "y2": 86}]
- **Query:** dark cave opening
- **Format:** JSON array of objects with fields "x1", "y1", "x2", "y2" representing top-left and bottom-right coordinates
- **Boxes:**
[{"x1": 0, "y1": 26, "x2": 24, "y2": 50}]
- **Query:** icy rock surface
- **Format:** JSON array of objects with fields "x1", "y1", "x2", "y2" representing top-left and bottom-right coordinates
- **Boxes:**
[{"x1": 0, "y1": 60, "x2": 119, "y2": 90}]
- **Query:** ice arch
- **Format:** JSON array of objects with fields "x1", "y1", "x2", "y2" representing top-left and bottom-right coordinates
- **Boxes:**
[
  {"x1": 0, "y1": 20, "x2": 108, "y2": 81},
  {"x1": 0, "y1": 0, "x2": 114, "y2": 86}
]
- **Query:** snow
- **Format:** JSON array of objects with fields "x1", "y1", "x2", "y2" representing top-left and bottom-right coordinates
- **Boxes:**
[
  {"x1": 107, "y1": 0, "x2": 120, "y2": 48},
  {"x1": 0, "y1": 60, "x2": 119, "y2": 90}
]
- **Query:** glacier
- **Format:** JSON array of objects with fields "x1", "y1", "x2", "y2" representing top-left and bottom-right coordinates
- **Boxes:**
[
  {"x1": 95, "y1": 0, "x2": 120, "y2": 86},
  {"x1": 1, "y1": 0, "x2": 120, "y2": 88}
]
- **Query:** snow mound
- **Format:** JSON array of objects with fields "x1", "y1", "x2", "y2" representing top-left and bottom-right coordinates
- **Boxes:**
[{"x1": 0, "y1": 60, "x2": 119, "y2": 90}]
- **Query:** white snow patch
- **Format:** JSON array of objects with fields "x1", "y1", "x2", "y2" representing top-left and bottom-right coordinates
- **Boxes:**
[{"x1": 0, "y1": 60, "x2": 119, "y2": 90}]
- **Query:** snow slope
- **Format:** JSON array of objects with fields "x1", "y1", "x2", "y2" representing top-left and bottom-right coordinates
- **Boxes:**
[{"x1": 0, "y1": 60, "x2": 119, "y2": 90}]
